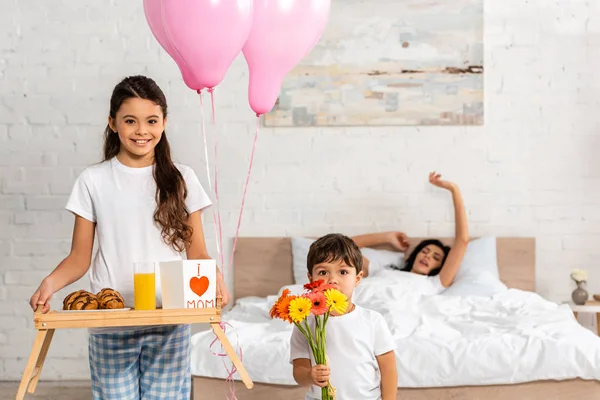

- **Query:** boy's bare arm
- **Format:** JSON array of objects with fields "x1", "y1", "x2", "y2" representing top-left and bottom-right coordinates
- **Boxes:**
[
  {"x1": 376, "y1": 351, "x2": 398, "y2": 400},
  {"x1": 293, "y1": 359, "x2": 330, "y2": 388},
  {"x1": 293, "y1": 358, "x2": 313, "y2": 386}
]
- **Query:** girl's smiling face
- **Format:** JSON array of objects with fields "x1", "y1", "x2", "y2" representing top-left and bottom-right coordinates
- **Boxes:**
[{"x1": 108, "y1": 97, "x2": 166, "y2": 164}]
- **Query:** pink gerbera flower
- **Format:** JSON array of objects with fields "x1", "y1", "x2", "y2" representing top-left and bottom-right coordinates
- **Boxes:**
[{"x1": 307, "y1": 292, "x2": 328, "y2": 316}]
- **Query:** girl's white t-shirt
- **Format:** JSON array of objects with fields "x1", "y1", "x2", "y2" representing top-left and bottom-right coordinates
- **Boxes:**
[{"x1": 65, "y1": 157, "x2": 211, "y2": 332}]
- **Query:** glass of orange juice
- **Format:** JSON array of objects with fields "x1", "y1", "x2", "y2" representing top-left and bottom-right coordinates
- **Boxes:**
[{"x1": 133, "y1": 261, "x2": 156, "y2": 310}]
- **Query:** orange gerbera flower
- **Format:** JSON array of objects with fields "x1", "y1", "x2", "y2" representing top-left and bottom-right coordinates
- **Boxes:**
[
  {"x1": 276, "y1": 294, "x2": 295, "y2": 323},
  {"x1": 304, "y1": 280, "x2": 325, "y2": 291},
  {"x1": 307, "y1": 292, "x2": 328, "y2": 316},
  {"x1": 270, "y1": 289, "x2": 290, "y2": 319}
]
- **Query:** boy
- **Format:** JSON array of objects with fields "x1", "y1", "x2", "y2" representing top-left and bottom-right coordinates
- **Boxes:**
[{"x1": 290, "y1": 233, "x2": 398, "y2": 399}]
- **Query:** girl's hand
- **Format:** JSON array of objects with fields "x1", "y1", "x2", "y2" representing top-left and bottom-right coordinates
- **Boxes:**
[
  {"x1": 216, "y1": 270, "x2": 231, "y2": 307},
  {"x1": 386, "y1": 232, "x2": 409, "y2": 251},
  {"x1": 29, "y1": 277, "x2": 55, "y2": 313},
  {"x1": 310, "y1": 364, "x2": 330, "y2": 388},
  {"x1": 429, "y1": 171, "x2": 456, "y2": 191}
]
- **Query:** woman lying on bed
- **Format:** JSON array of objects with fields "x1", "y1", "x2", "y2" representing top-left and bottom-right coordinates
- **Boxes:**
[{"x1": 353, "y1": 172, "x2": 468, "y2": 293}]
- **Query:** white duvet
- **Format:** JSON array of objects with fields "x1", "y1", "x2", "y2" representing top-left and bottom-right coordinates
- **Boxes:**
[{"x1": 191, "y1": 270, "x2": 600, "y2": 387}]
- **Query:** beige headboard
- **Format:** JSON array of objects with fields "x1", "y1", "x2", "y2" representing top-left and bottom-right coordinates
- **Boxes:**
[{"x1": 232, "y1": 237, "x2": 535, "y2": 301}]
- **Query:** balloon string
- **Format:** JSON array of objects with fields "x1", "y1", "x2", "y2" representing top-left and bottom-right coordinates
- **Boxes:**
[
  {"x1": 198, "y1": 90, "x2": 223, "y2": 271},
  {"x1": 208, "y1": 88, "x2": 226, "y2": 276},
  {"x1": 229, "y1": 116, "x2": 260, "y2": 272},
  {"x1": 209, "y1": 322, "x2": 243, "y2": 400}
]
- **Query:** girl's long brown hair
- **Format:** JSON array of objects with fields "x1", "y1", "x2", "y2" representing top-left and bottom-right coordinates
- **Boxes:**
[{"x1": 103, "y1": 75, "x2": 192, "y2": 252}]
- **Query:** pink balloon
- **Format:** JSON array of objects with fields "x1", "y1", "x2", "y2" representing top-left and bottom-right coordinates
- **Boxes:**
[
  {"x1": 143, "y1": 0, "x2": 205, "y2": 91},
  {"x1": 242, "y1": 0, "x2": 331, "y2": 115},
  {"x1": 161, "y1": 0, "x2": 253, "y2": 89}
]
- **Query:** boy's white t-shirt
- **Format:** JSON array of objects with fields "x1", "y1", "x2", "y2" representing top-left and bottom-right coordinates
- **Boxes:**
[
  {"x1": 289, "y1": 305, "x2": 396, "y2": 400},
  {"x1": 65, "y1": 157, "x2": 211, "y2": 333}
]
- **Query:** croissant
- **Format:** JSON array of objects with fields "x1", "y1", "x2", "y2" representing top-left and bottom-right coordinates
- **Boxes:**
[
  {"x1": 62, "y1": 290, "x2": 99, "y2": 310},
  {"x1": 96, "y1": 288, "x2": 125, "y2": 309}
]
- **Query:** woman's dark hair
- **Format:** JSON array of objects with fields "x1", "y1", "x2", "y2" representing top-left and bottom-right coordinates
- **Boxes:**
[
  {"x1": 103, "y1": 75, "x2": 192, "y2": 252},
  {"x1": 400, "y1": 239, "x2": 451, "y2": 276}
]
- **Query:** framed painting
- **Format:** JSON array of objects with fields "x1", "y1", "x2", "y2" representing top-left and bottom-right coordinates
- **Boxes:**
[{"x1": 263, "y1": 0, "x2": 483, "y2": 127}]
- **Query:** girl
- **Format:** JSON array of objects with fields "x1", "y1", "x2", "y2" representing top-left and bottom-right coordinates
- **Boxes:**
[
  {"x1": 29, "y1": 75, "x2": 229, "y2": 400},
  {"x1": 353, "y1": 172, "x2": 469, "y2": 293}
]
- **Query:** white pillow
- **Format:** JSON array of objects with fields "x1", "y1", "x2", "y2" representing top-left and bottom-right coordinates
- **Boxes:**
[
  {"x1": 291, "y1": 237, "x2": 314, "y2": 285},
  {"x1": 290, "y1": 236, "x2": 404, "y2": 285},
  {"x1": 442, "y1": 236, "x2": 507, "y2": 297},
  {"x1": 360, "y1": 247, "x2": 405, "y2": 277},
  {"x1": 277, "y1": 283, "x2": 305, "y2": 296}
]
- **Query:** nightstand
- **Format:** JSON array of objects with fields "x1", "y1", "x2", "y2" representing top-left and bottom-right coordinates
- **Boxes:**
[{"x1": 569, "y1": 301, "x2": 600, "y2": 336}]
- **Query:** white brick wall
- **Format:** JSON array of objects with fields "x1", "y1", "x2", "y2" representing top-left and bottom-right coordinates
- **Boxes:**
[{"x1": 1, "y1": 0, "x2": 599, "y2": 380}]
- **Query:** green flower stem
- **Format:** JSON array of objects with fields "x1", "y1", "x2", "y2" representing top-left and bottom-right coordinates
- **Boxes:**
[
  {"x1": 296, "y1": 308, "x2": 333, "y2": 399},
  {"x1": 294, "y1": 322, "x2": 317, "y2": 358},
  {"x1": 315, "y1": 316, "x2": 325, "y2": 365}
]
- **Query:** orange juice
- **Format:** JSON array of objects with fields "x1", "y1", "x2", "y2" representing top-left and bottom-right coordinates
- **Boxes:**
[{"x1": 134, "y1": 272, "x2": 156, "y2": 310}]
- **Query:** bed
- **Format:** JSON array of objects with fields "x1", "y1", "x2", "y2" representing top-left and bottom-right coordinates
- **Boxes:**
[{"x1": 190, "y1": 237, "x2": 600, "y2": 399}]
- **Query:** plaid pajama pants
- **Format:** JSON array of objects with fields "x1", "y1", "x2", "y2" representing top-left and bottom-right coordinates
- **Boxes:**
[{"x1": 89, "y1": 324, "x2": 191, "y2": 400}]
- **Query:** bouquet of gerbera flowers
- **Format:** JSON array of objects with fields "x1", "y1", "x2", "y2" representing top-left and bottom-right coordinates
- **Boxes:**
[{"x1": 270, "y1": 280, "x2": 349, "y2": 400}]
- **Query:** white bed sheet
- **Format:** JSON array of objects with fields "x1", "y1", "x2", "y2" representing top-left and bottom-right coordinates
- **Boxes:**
[{"x1": 191, "y1": 270, "x2": 600, "y2": 387}]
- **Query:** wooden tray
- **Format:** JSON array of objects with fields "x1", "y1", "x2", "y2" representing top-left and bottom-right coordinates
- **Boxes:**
[
  {"x1": 17, "y1": 303, "x2": 253, "y2": 400},
  {"x1": 34, "y1": 307, "x2": 221, "y2": 329}
]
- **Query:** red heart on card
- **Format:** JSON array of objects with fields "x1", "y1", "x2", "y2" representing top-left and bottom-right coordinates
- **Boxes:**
[{"x1": 190, "y1": 276, "x2": 210, "y2": 297}]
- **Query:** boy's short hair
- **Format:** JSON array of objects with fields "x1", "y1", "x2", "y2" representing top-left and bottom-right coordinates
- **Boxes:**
[{"x1": 307, "y1": 233, "x2": 363, "y2": 275}]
